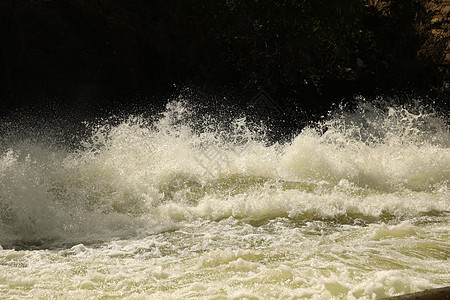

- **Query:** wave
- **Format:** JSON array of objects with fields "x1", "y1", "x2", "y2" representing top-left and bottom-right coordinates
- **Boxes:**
[{"x1": 0, "y1": 98, "x2": 448, "y2": 247}]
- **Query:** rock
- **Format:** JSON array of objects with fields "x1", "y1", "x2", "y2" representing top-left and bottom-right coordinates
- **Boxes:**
[{"x1": 381, "y1": 286, "x2": 450, "y2": 300}]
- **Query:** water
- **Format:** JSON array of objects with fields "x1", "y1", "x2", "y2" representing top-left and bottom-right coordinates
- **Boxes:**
[{"x1": 0, "y1": 98, "x2": 449, "y2": 299}]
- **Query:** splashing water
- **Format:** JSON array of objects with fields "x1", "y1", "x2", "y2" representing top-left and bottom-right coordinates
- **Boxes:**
[{"x1": 0, "y1": 98, "x2": 449, "y2": 299}]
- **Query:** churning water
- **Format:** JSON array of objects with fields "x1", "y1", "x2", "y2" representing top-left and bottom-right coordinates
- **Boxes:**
[{"x1": 0, "y1": 98, "x2": 448, "y2": 299}]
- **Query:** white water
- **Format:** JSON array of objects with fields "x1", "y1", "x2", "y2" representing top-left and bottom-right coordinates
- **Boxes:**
[{"x1": 0, "y1": 99, "x2": 449, "y2": 299}]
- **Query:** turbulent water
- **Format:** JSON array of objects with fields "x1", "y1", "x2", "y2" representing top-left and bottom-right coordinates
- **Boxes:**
[{"x1": 0, "y1": 98, "x2": 449, "y2": 299}]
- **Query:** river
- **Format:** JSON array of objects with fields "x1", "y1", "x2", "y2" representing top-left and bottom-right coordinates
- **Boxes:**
[{"x1": 0, "y1": 98, "x2": 448, "y2": 299}]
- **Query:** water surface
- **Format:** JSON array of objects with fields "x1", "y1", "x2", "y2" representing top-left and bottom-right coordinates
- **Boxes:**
[{"x1": 0, "y1": 99, "x2": 448, "y2": 299}]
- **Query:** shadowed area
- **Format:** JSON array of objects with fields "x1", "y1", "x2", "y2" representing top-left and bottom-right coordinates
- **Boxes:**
[{"x1": 1, "y1": 0, "x2": 448, "y2": 117}]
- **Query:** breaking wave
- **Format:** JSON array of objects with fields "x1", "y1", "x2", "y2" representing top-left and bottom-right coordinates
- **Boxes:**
[{"x1": 0, "y1": 98, "x2": 448, "y2": 248}]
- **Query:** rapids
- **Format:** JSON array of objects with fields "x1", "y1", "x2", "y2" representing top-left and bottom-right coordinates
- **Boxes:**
[{"x1": 0, "y1": 98, "x2": 448, "y2": 299}]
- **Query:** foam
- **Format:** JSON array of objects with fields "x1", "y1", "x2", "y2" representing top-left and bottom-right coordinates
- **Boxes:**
[{"x1": 0, "y1": 99, "x2": 448, "y2": 247}]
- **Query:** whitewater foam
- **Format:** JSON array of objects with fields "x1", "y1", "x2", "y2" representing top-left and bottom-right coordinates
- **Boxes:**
[{"x1": 0, "y1": 99, "x2": 448, "y2": 248}]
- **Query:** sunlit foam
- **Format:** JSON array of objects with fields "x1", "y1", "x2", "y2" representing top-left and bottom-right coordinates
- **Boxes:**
[{"x1": 0, "y1": 98, "x2": 448, "y2": 247}]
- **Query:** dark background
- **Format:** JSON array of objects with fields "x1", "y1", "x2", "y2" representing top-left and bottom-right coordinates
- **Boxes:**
[{"x1": 1, "y1": 0, "x2": 449, "y2": 124}]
